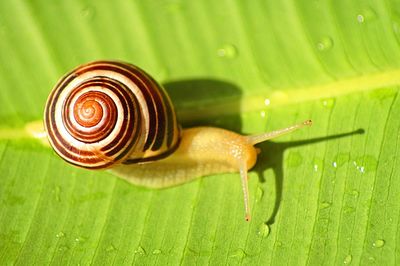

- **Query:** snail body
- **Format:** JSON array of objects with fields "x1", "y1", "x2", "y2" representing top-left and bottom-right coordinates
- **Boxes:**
[
  {"x1": 111, "y1": 126, "x2": 258, "y2": 188},
  {"x1": 44, "y1": 61, "x2": 312, "y2": 221}
]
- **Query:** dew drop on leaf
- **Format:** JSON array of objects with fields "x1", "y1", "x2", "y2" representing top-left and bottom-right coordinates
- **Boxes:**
[
  {"x1": 334, "y1": 153, "x2": 350, "y2": 167},
  {"x1": 373, "y1": 239, "x2": 385, "y2": 248},
  {"x1": 264, "y1": 98, "x2": 271, "y2": 106},
  {"x1": 316, "y1": 37, "x2": 334, "y2": 51},
  {"x1": 75, "y1": 236, "x2": 87, "y2": 243},
  {"x1": 229, "y1": 248, "x2": 247, "y2": 258},
  {"x1": 255, "y1": 186, "x2": 264, "y2": 202},
  {"x1": 321, "y1": 98, "x2": 336, "y2": 108},
  {"x1": 106, "y1": 244, "x2": 117, "y2": 252},
  {"x1": 320, "y1": 202, "x2": 331, "y2": 209},
  {"x1": 357, "y1": 8, "x2": 377, "y2": 24},
  {"x1": 152, "y1": 249, "x2": 162, "y2": 255},
  {"x1": 81, "y1": 6, "x2": 96, "y2": 20},
  {"x1": 343, "y1": 254, "x2": 352, "y2": 264},
  {"x1": 134, "y1": 246, "x2": 146, "y2": 255},
  {"x1": 58, "y1": 245, "x2": 69, "y2": 252},
  {"x1": 352, "y1": 160, "x2": 366, "y2": 173},
  {"x1": 257, "y1": 223, "x2": 270, "y2": 238},
  {"x1": 217, "y1": 44, "x2": 238, "y2": 58},
  {"x1": 363, "y1": 155, "x2": 378, "y2": 171},
  {"x1": 351, "y1": 190, "x2": 359, "y2": 197},
  {"x1": 312, "y1": 158, "x2": 324, "y2": 172},
  {"x1": 56, "y1": 232, "x2": 65, "y2": 238}
]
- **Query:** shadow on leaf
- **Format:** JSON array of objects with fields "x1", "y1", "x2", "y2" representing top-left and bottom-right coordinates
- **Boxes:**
[
  {"x1": 254, "y1": 129, "x2": 365, "y2": 225},
  {"x1": 163, "y1": 78, "x2": 243, "y2": 132}
]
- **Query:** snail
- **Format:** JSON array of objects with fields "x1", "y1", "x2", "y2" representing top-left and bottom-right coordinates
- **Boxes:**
[{"x1": 44, "y1": 61, "x2": 312, "y2": 221}]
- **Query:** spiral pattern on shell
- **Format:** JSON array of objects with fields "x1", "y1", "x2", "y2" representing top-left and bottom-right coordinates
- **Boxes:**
[{"x1": 44, "y1": 61, "x2": 180, "y2": 169}]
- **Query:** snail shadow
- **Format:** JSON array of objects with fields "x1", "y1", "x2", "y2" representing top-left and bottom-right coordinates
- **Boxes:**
[
  {"x1": 254, "y1": 128, "x2": 365, "y2": 225},
  {"x1": 163, "y1": 79, "x2": 242, "y2": 132}
]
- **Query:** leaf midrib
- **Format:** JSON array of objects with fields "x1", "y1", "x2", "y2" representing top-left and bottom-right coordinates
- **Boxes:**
[
  {"x1": 1, "y1": 68, "x2": 400, "y2": 140},
  {"x1": 178, "y1": 68, "x2": 400, "y2": 121}
]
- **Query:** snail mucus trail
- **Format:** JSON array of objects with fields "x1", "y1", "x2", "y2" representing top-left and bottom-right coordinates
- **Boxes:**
[{"x1": 43, "y1": 61, "x2": 312, "y2": 221}]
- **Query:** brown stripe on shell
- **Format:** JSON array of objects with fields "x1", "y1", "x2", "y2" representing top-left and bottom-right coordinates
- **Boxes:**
[
  {"x1": 77, "y1": 62, "x2": 160, "y2": 152},
  {"x1": 84, "y1": 61, "x2": 173, "y2": 152},
  {"x1": 63, "y1": 83, "x2": 117, "y2": 143},
  {"x1": 44, "y1": 61, "x2": 180, "y2": 169}
]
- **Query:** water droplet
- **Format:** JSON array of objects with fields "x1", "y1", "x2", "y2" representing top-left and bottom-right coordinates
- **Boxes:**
[
  {"x1": 106, "y1": 244, "x2": 117, "y2": 252},
  {"x1": 264, "y1": 98, "x2": 271, "y2": 106},
  {"x1": 58, "y1": 245, "x2": 69, "y2": 252},
  {"x1": 312, "y1": 158, "x2": 324, "y2": 172},
  {"x1": 363, "y1": 155, "x2": 378, "y2": 171},
  {"x1": 255, "y1": 187, "x2": 264, "y2": 203},
  {"x1": 373, "y1": 239, "x2": 385, "y2": 248},
  {"x1": 287, "y1": 152, "x2": 303, "y2": 168},
  {"x1": 343, "y1": 254, "x2": 352, "y2": 264},
  {"x1": 134, "y1": 246, "x2": 146, "y2": 255},
  {"x1": 321, "y1": 98, "x2": 336, "y2": 108},
  {"x1": 368, "y1": 256, "x2": 375, "y2": 262},
  {"x1": 56, "y1": 232, "x2": 65, "y2": 238},
  {"x1": 332, "y1": 162, "x2": 338, "y2": 168},
  {"x1": 81, "y1": 6, "x2": 96, "y2": 20},
  {"x1": 257, "y1": 223, "x2": 270, "y2": 238},
  {"x1": 320, "y1": 202, "x2": 331, "y2": 209},
  {"x1": 357, "y1": 8, "x2": 377, "y2": 24},
  {"x1": 351, "y1": 190, "x2": 359, "y2": 197},
  {"x1": 75, "y1": 236, "x2": 87, "y2": 243},
  {"x1": 357, "y1": 165, "x2": 365, "y2": 173},
  {"x1": 152, "y1": 249, "x2": 162, "y2": 255},
  {"x1": 217, "y1": 44, "x2": 238, "y2": 58},
  {"x1": 334, "y1": 153, "x2": 350, "y2": 167},
  {"x1": 276, "y1": 241, "x2": 283, "y2": 247},
  {"x1": 316, "y1": 37, "x2": 334, "y2": 51},
  {"x1": 229, "y1": 248, "x2": 247, "y2": 258},
  {"x1": 260, "y1": 110, "x2": 266, "y2": 118},
  {"x1": 353, "y1": 160, "x2": 367, "y2": 174}
]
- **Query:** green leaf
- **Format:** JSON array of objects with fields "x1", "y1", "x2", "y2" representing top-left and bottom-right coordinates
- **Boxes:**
[{"x1": 1, "y1": 0, "x2": 400, "y2": 265}]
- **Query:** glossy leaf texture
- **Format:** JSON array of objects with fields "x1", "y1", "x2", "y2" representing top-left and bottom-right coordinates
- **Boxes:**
[{"x1": 1, "y1": 0, "x2": 400, "y2": 265}]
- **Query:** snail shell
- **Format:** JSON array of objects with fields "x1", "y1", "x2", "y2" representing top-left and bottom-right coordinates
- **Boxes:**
[{"x1": 44, "y1": 61, "x2": 180, "y2": 169}]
